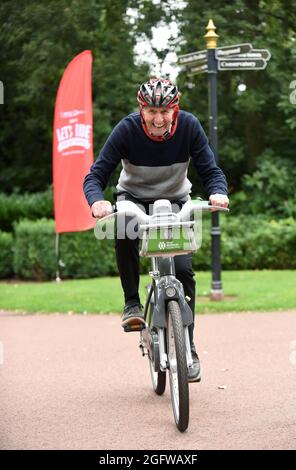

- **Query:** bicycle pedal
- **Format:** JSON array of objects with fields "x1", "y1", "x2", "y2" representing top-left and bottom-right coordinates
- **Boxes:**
[{"x1": 123, "y1": 323, "x2": 146, "y2": 333}]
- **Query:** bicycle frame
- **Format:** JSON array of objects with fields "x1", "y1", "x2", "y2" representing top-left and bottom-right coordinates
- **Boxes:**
[{"x1": 141, "y1": 255, "x2": 194, "y2": 371}]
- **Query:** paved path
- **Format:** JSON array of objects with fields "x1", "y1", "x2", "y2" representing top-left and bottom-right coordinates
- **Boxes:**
[{"x1": 1, "y1": 310, "x2": 296, "y2": 450}]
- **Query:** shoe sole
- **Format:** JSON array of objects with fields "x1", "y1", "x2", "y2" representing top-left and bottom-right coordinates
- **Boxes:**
[
  {"x1": 187, "y1": 366, "x2": 202, "y2": 383},
  {"x1": 188, "y1": 375, "x2": 201, "y2": 383},
  {"x1": 123, "y1": 323, "x2": 146, "y2": 333},
  {"x1": 121, "y1": 316, "x2": 146, "y2": 327}
]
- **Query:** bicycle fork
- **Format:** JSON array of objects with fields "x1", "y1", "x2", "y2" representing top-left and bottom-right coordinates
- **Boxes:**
[
  {"x1": 140, "y1": 296, "x2": 193, "y2": 372},
  {"x1": 155, "y1": 325, "x2": 193, "y2": 370}
]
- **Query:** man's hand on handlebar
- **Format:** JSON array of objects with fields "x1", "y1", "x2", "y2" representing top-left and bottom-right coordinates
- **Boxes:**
[
  {"x1": 91, "y1": 200, "x2": 113, "y2": 219},
  {"x1": 209, "y1": 193, "x2": 229, "y2": 211}
]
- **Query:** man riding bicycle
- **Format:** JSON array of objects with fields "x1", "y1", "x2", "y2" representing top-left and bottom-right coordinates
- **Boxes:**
[{"x1": 84, "y1": 77, "x2": 229, "y2": 382}]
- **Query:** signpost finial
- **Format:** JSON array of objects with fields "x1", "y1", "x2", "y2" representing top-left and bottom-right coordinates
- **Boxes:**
[{"x1": 204, "y1": 19, "x2": 218, "y2": 49}]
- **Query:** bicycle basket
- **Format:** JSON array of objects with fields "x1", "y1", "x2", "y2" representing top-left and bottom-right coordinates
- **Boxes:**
[{"x1": 140, "y1": 224, "x2": 197, "y2": 257}]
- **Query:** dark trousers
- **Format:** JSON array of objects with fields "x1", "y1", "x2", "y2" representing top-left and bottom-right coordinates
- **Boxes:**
[{"x1": 114, "y1": 192, "x2": 196, "y2": 349}]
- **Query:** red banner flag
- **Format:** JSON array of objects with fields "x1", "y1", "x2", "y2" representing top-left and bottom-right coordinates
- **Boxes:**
[{"x1": 53, "y1": 50, "x2": 95, "y2": 233}]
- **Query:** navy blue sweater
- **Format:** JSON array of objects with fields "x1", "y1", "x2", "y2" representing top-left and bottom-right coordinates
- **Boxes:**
[{"x1": 84, "y1": 110, "x2": 228, "y2": 206}]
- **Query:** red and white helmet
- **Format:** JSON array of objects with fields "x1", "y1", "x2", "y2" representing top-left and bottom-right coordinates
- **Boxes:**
[
  {"x1": 137, "y1": 77, "x2": 180, "y2": 141},
  {"x1": 137, "y1": 77, "x2": 179, "y2": 108}
]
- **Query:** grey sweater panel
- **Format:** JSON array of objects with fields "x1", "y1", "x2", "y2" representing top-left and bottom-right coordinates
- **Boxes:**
[{"x1": 116, "y1": 160, "x2": 191, "y2": 200}]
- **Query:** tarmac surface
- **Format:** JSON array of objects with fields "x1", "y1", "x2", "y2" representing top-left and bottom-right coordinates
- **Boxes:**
[{"x1": 1, "y1": 310, "x2": 296, "y2": 450}]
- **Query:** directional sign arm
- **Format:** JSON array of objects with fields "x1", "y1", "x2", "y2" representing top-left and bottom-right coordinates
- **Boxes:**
[
  {"x1": 218, "y1": 58, "x2": 267, "y2": 70},
  {"x1": 178, "y1": 50, "x2": 207, "y2": 66},
  {"x1": 215, "y1": 43, "x2": 253, "y2": 59}
]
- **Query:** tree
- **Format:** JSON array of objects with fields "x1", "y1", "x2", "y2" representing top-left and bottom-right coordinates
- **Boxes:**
[
  {"x1": 0, "y1": 0, "x2": 150, "y2": 193},
  {"x1": 173, "y1": 0, "x2": 296, "y2": 195}
]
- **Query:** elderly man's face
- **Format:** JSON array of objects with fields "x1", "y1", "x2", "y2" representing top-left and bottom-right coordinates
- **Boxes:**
[{"x1": 142, "y1": 106, "x2": 174, "y2": 137}]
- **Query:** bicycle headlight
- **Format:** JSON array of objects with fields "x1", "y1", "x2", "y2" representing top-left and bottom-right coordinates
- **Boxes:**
[{"x1": 165, "y1": 287, "x2": 176, "y2": 297}]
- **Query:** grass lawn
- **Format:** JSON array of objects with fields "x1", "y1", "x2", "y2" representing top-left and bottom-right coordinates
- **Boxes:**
[{"x1": 0, "y1": 270, "x2": 295, "y2": 315}]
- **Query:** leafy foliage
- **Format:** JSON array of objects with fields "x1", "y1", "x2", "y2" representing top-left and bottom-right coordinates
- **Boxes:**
[
  {"x1": 174, "y1": 0, "x2": 296, "y2": 196},
  {"x1": 0, "y1": 0, "x2": 149, "y2": 193},
  {"x1": 0, "y1": 188, "x2": 53, "y2": 231},
  {"x1": 0, "y1": 231, "x2": 14, "y2": 278},
  {"x1": 241, "y1": 152, "x2": 296, "y2": 217},
  {"x1": 13, "y1": 218, "x2": 117, "y2": 280},
  {"x1": 9, "y1": 215, "x2": 296, "y2": 280},
  {"x1": 1, "y1": 0, "x2": 295, "y2": 193},
  {"x1": 2, "y1": 0, "x2": 296, "y2": 279},
  {"x1": 192, "y1": 215, "x2": 296, "y2": 271}
]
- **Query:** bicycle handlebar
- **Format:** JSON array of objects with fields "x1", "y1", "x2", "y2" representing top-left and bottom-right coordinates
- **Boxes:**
[
  {"x1": 96, "y1": 199, "x2": 229, "y2": 227},
  {"x1": 178, "y1": 199, "x2": 229, "y2": 221}
]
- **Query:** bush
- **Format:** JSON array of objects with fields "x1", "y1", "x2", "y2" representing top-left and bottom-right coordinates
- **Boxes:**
[
  {"x1": 14, "y1": 219, "x2": 56, "y2": 280},
  {"x1": 60, "y1": 231, "x2": 117, "y2": 279},
  {"x1": 237, "y1": 218, "x2": 296, "y2": 269},
  {"x1": 193, "y1": 214, "x2": 296, "y2": 271},
  {"x1": 10, "y1": 214, "x2": 296, "y2": 280},
  {"x1": 0, "y1": 188, "x2": 54, "y2": 231},
  {"x1": 0, "y1": 186, "x2": 119, "y2": 233},
  {"x1": 14, "y1": 218, "x2": 117, "y2": 280},
  {"x1": 231, "y1": 151, "x2": 296, "y2": 218},
  {"x1": 0, "y1": 231, "x2": 14, "y2": 278}
]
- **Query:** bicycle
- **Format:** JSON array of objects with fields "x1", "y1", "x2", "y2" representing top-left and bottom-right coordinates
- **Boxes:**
[{"x1": 95, "y1": 198, "x2": 229, "y2": 432}]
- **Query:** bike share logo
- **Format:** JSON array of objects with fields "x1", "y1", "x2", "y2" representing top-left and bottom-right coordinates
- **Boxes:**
[{"x1": 158, "y1": 241, "x2": 166, "y2": 250}]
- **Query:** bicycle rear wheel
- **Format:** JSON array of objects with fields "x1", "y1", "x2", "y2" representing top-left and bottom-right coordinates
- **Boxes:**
[{"x1": 167, "y1": 300, "x2": 189, "y2": 432}]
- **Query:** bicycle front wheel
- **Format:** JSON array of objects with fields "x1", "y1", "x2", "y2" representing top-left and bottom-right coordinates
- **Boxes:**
[
  {"x1": 167, "y1": 300, "x2": 189, "y2": 432},
  {"x1": 149, "y1": 354, "x2": 166, "y2": 395},
  {"x1": 145, "y1": 286, "x2": 166, "y2": 396}
]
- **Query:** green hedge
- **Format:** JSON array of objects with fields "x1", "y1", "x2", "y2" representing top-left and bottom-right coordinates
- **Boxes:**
[
  {"x1": 0, "y1": 186, "x2": 115, "y2": 232},
  {"x1": 0, "y1": 231, "x2": 14, "y2": 278},
  {"x1": 192, "y1": 215, "x2": 296, "y2": 270},
  {"x1": 13, "y1": 219, "x2": 117, "y2": 280},
  {"x1": 14, "y1": 219, "x2": 56, "y2": 280},
  {"x1": 0, "y1": 188, "x2": 53, "y2": 231},
  {"x1": 8, "y1": 215, "x2": 296, "y2": 280}
]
